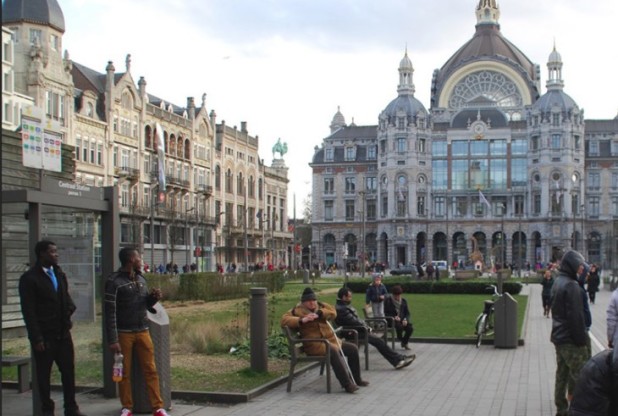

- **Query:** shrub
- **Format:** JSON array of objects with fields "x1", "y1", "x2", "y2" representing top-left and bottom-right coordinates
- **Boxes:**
[
  {"x1": 144, "y1": 271, "x2": 285, "y2": 301},
  {"x1": 345, "y1": 278, "x2": 522, "y2": 295}
]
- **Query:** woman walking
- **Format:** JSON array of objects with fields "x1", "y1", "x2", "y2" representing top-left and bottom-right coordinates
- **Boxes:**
[
  {"x1": 540, "y1": 267, "x2": 555, "y2": 317},
  {"x1": 586, "y1": 264, "x2": 600, "y2": 304}
]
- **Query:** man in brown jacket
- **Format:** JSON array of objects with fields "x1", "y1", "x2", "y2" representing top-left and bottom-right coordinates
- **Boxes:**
[{"x1": 281, "y1": 287, "x2": 368, "y2": 393}]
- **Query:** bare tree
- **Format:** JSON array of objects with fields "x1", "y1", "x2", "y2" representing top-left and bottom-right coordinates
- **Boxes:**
[{"x1": 302, "y1": 193, "x2": 312, "y2": 224}]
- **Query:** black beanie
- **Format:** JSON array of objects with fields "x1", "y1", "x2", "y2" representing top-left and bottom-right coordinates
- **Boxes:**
[{"x1": 301, "y1": 287, "x2": 317, "y2": 302}]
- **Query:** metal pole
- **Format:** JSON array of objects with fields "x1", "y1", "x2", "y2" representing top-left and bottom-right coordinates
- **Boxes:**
[
  {"x1": 185, "y1": 207, "x2": 195, "y2": 269},
  {"x1": 501, "y1": 203, "x2": 506, "y2": 268},
  {"x1": 581, "y1": 205, "x2": 586, "y2": 258},
  {"x1": 359, "y1": 190, "x2": 366, "y2": 278},
  {"x1": 244, "y1": 184, "x2": 249, "y2": 274},
  {"x1": 249, "y1": 288, "x2": 268, "y2": 372},
  {"x1": 150, "y1": 184, "x2": 158, "y2": 273}
]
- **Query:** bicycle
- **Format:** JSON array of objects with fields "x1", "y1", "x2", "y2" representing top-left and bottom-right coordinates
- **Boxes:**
[{"x1": 474, "y1": 285, "x2": 501, "y2": 348}]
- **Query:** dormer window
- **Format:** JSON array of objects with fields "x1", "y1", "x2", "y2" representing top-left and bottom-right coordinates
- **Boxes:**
[
  {"x1": 324, "y1": 148, "x2": 334, "y2": 161},
  {"x1": 345, "y1": 146, "x2": 356, "y2": 161}
]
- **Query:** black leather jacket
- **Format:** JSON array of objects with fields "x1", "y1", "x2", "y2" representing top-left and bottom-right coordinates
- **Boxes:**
[
  {"x1": 19, "y1": 262, "x2": 76, "y2": 344},
  {"x1": 550, "y1": 250, "x2": 588, "y2": 347},
  {"x1": 335, "y1": 299, "x2": 370, "y2": 337},
  {"x1": 569, "y1": 350, "x2": 618, "y2": 416},
  {"x1": 104, "y1": 270, "x2": 158, "y2": 345}
]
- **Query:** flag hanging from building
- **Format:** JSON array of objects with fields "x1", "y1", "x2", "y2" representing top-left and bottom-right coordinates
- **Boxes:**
[
  {"x1": 154, "y1": 122, "x2": 166, "y2": 202},
  {"x1": 479, "y1": 190, "x2": 491, "y2": 209}
]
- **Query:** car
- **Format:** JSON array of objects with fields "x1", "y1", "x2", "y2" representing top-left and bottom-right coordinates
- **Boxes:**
[{"x1": 389, "y1": 265, "x2": 418, "y2": 277}]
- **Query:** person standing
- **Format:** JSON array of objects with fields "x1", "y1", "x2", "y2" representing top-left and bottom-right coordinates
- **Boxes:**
[
  {"x1": 607, "y1": 285, "x2": 618, "y2": 377},
  {"x1": 586, "y1": 264, "x2": 600, "y2": 304},
  {"x1": 104, "y1": 247, "x2": 170, "y2": 416},
  {"x1": 551, "y1": 250, "x2": 591, "y2": 416},
  {"x1": 365, "y1": 273, "x2": 388, "y2": 317},
  {"x1": 541, "y1": 267, "x2": 555, "y2": 317},
  {"x1": 18, "y1": 240, "x2": 86, "y2": 416},
  {"x1": 384, "y1": 285, "x2": 415, "y2": 350},
  {"x1": 281, "y1": 287, "x2": 368, "y2": 393}
]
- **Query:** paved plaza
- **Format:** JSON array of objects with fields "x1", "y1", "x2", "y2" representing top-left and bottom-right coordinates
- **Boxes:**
[{"x1": 2, "y1": 284, "x2": 612, "y2": 416}]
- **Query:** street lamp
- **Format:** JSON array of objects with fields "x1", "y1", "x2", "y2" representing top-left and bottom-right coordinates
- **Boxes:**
[
  {"x1": 185, "y1": 206, "x2": 196, "y2": 268},
  {"x1": 358, "y1": 190, "x2": 366, "y2": 277},
  {"x1": 572, "y1": 174, "x2": 578, "y2": 250},
  {"x1": 499, "y1": 203, "x2": 506, "y2": 269}
]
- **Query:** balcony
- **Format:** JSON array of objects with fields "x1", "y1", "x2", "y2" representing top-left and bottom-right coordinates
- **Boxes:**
[
  {"x1": 196, "y1": 184, "x2": 213, "y2": 196},
  {"x1": 166, "y1": 174, "x2": 190, "y2": 188},
  {"x1": 115, "y1": 166, "x2": 140, "y2": 181}
]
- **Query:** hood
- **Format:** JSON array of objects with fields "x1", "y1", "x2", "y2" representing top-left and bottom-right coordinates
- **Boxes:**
[{"x1": 559, "y1": 250, "x2": 586, "y2": 280}]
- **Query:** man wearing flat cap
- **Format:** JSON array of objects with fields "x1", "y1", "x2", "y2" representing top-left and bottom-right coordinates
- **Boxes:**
[
  {"x1": 551, "y1": 250, "x2": 591, "y2": 416},
  {"x1": 281, "y1": 287, "x2": 367, "y2": 393}
]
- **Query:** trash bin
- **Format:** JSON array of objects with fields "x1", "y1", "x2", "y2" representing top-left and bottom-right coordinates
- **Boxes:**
[
  {"x1": 494, "y1": 293, "x2": 518, "y2": 348},
  {"x1": 132, "y1": 303, "x2": 172, "y2": 413},
  {"x1": 303, "y1": 269, "x2": 310, "y2": 284}
]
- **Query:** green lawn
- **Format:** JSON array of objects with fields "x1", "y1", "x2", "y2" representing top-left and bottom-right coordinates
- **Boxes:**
[{"x1": 2, "y1": 280, "x2": 527, "y2": 391}]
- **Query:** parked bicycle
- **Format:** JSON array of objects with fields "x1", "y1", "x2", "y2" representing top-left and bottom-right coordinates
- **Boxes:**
[{"x1": 474, "y1": 285, "x2": 501, "y2": 348}]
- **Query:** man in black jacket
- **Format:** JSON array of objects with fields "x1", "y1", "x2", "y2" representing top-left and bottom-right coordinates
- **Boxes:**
[
  {"x1": 569, "y1": 349, "x2": 618, "y2": 416},
  {"x1": 19, "y1": 240, "x2": 86, "y2": 416},
  {"x1": 551, "y1": 250, "x2": 591, "y2": 416},
  {"x1": 104, "y1": 247, "x2": 169, "y2": 416},
  {"x1": 335, "y1": 287, "x2": 414, "y2": 369}
]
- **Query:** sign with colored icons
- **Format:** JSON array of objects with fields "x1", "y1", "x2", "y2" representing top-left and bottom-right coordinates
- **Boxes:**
[{"x1": 21, "y1": 106, "x2": 63, "y2": 172}]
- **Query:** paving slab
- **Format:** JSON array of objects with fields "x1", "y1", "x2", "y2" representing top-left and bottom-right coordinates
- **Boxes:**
[{"x1": 2, "y1": 283, "x2": 612, "y2": 416}]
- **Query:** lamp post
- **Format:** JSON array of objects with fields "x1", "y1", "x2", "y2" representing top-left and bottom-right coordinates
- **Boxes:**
[
  {"x1": 358, "y1": 190, "x2": 366, "y2": 277},
  {"x1": 185, "y1": 206, "x2": 196, "y2": 268},
  {"x1": 572, "y1": 174, "x2": 578, "y2": 250},
  {"x1": 500, "y1": 203, "x2": 506, "y2": 269},
  {"x1": 581, "y1": 204, "x2": 586, "y2": 258}
]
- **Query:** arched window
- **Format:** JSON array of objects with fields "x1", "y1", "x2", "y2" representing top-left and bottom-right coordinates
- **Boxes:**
[
  {"x1": 177, "y1": 137, "x2": 183, "y2": 158},
  {"x1": 121, "y1": 91, "x2": 133, "y2": 109},
  {"x1": 237, "y1": 172, "x2": 244, "y2": 195},
  {"x1": 248, "y1": 176, "x2": 255, "y2": 198},
  {"x1": 144, "y1": 125, "x2": 152, "y2": 148},
  {"x1": 184, "y1": 139, "x2": 191, "y2": 160},
  {"x1": 215, "y1": 165, "x2": 221, "y2": 190},
  {"x1": 258, "y1": 178, "x2": 263, "y2": 200},
  {"x1": 225, "y1": 169, "x2": 233, "y2": 193},
  {"x1": 169, "y1": 134, "x2": 176, "y2": 156}
]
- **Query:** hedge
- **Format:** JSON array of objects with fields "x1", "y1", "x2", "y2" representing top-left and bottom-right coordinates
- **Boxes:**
[
  {"x1": 344, "y1": 278, "x2": 523, "y2": 295},
  {"x1": 144, "y1": 271, "x2": 286, "y2": 301}
]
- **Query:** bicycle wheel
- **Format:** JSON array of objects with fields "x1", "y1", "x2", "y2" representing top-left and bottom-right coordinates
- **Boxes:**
[{"x1": 475, "y1": 314, "x2": 487, "y2": 348}]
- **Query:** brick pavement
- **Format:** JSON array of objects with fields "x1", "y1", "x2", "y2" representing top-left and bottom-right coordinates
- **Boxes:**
[{"x1": 2, "y1": 283, "x2": 612, "y2": 416}]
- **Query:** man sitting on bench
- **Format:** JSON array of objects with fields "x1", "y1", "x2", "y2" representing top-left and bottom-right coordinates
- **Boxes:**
[
  {"x1": 281, "y1": 287, "x2": 369, "y2": 393},
  {"x1": 335, "y1": 287, "x2": 415, "y2": 370}
]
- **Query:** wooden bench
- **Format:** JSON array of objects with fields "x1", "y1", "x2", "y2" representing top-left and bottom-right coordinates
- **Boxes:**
[
  {"x1": 282, "y1": 326, "x2": 332, "y2": 393},
  {"x1": 2, "y1": 356, "x2": 31, "y2": 393}
]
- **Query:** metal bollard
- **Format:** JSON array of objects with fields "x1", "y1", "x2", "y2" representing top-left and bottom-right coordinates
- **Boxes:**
[
  {"x1": 132, "y1": 303, "x2": 172, "y2": 413},
  {"x1": 250, "y1": 288, "x2": 268, "y2": 372}
]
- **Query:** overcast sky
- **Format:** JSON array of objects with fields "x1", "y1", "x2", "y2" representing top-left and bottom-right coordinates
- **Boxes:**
[{"x1": 60, "y1": 0, "x2": 618, "y2": 216}]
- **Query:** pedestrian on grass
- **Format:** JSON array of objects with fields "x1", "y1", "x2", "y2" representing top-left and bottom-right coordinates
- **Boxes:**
[
  {"x1": 365, "y1": 273, "x2": 388, "y2": 317},
  {"x1": 104, "y1": 247, "x2": 170, "y2": 416},
  {"x1": 19, "y1": 240, "x2": 86, "y2": 416}
]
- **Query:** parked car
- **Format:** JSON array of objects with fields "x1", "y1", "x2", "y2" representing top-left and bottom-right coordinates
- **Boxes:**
[{"x1": 389, "y1": 265, "x2": 418, "y2": 278}]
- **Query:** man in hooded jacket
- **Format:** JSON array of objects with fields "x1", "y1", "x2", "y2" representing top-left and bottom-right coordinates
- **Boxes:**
[{"x1": 551, "y1": 250, "x2": 591, "y2": 416}]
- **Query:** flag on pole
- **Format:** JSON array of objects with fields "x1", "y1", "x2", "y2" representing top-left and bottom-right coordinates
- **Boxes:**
[{"x1": 479, "y1": 190, "x2": 491, "y2": 210}]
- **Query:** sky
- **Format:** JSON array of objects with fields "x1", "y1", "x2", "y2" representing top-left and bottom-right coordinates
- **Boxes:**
[{"x1": 57, "y1": 0, "x2": 618, "y2": 216}]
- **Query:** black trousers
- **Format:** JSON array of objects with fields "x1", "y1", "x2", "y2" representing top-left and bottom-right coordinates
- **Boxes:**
[
  {"x1": 330, "y1": 341, "x2": 362, "y2": 387},
  {"x1": 367, "y1": 334, "x2": 403, "y2": 366},
  {"x1": 394, "y1": 322, "x2": 414, "y2": 346},
  {"x1": 33, "y1": 335, "x2": 78, "y2": 414}
]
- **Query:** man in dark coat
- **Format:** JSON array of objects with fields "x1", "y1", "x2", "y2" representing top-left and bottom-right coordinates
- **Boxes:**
[
  {"x1": 384, "y1": 285, "x2": 414, "y2": 350},
  {"x1": 551, "y1": 249, "x2": 591, "y2": 416},
  {"x1": 19, "y1": 240, "x2": 86, "y2": 416},
  {"x1": 336, "y1": 287, "x2": 415, "y2": 369},
  {"x1": 569, "y1": 349, "x2": 618, "y2": 416}
]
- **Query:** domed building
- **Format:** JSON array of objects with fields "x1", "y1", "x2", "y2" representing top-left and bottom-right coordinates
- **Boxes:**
[{"x1": 310, "y1": 0, "x2": 618, "y2": 273}]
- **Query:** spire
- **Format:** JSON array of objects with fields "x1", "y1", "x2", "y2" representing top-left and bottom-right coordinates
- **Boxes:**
[
  {"x1": 476, "y1": 0, "x2": 500, "y2": 26},
  {"x1": 329, "y1": 106, "x2": 346, "y2": 133},
  {"x1": 397, "y1": 48, "x2": 415, "y2": 96},
  {"x1": 546, "y1": 43, "x2": 564, "y2": 90}
]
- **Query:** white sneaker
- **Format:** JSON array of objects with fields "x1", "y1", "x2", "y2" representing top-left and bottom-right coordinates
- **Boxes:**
[{"x1": 120, "y1": 409, "x2": 133, "y2": 416}]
